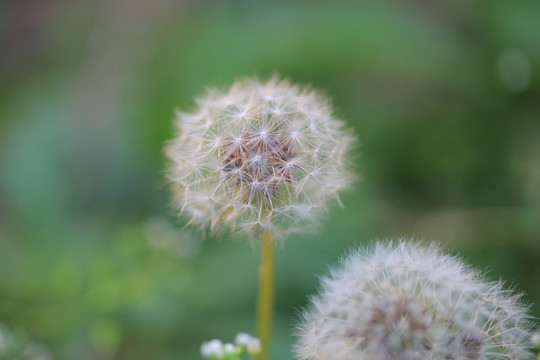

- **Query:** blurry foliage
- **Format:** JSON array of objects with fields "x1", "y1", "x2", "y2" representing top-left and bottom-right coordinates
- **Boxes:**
[
  {"x1": 0, "y1": 322, "x2": 52, "y2": 360},
  {"x1": 0, "y1": 0, "x2": 539, "y2": 359}
]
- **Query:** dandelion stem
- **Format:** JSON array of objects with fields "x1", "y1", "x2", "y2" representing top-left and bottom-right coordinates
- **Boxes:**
[{"x1": 256, "y1": 230, "x2": 275, "y2": 360}]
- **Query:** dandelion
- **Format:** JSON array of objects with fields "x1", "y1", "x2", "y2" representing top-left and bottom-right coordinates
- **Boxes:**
[
  {"x1": 165, "y1": 76, "x2": 354, "y2": 239},
  {"x1": 295, "y1": 240, "x2": 535, "y2": 360},
  {"x1": 166, "y1": 76, "x2": 355, "y2": 360}
]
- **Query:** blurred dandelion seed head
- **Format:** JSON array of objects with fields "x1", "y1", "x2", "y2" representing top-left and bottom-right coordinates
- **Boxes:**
[
  {"x1": 295, "y1": 240, "x2": 535, "y2": 360},
  {"x1": 166, "y1": 76, "x2": 355, "y2": 238}
]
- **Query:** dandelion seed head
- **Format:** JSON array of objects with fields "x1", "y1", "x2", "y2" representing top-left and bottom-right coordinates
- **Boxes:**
[
  {"x1": 166, "y1": 76, "x2": 355, "y2": 238},
  {"x1": 295, "y1": 240, "x2": 535, "y2": 360}
]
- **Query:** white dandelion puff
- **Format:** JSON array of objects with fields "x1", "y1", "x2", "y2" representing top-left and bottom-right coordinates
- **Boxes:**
[
  {"x1": 295, "y1": 240, "x2": 536, "y2": 360},
  {"x1": 165, "y1": 76, "x2": 355, "y2": 238}
]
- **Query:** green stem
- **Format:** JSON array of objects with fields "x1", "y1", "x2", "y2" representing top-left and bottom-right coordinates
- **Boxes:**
[{"x1": 256, "y1": 230, "x2": 275, "y2": 360}]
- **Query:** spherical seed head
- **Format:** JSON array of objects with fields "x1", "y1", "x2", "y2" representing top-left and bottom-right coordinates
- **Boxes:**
[
  {"x1": 166, "y1": 76, "x2": 355, "y2": 238},
  {"x1": 295, "y1": 240, "x2": 536, "y2": 360}
]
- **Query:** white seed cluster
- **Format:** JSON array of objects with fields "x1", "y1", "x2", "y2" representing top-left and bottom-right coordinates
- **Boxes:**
[
  {"x1": 166, "y1": 77, "x2": 354, "y2": 238},
  {"x1": 295, "y1": 240, "x2": 535, "y2": 360}
]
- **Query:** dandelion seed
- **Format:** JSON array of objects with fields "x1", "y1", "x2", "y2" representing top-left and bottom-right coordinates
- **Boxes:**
[
  {"x1": 165, "y1": 76, "x2": 354, "y2": 238},
  {"x1": 295, "y1": 240, "x2": 535, "y2": 360}
]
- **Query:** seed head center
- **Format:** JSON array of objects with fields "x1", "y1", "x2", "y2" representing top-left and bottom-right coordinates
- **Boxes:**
[{"x1": 220, "y1": 132, "x2": 299, "y2": 199}]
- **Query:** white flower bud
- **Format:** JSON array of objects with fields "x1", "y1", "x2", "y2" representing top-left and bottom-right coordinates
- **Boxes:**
[
  {"x1": 246, "y1": 337, "x2": 261, "y2": 355},
  {"x1": 223, "y1": 342, "x2": 236, "y2": 355},
  {"x1": 234, "y1": 332, "x2": 253, "y2": 346},
  {"x1": 200, "y1": 339, "x2": 224, "y2": 358}
]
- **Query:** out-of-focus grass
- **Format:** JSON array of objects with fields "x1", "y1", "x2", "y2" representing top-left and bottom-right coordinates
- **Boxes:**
[{"x1": 1, "y1": 0, "x2": 539, "y2": 359}]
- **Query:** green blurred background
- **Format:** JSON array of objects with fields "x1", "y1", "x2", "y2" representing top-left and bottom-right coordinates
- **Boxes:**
[{"x1": 1, "y1": 0, "x2": 539, "y2": 359}]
